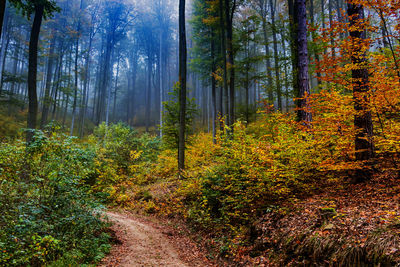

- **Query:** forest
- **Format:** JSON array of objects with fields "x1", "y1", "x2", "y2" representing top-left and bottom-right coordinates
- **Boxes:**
[{"x1": 0, "y1": 0, "x2": 399, "y2": 265}]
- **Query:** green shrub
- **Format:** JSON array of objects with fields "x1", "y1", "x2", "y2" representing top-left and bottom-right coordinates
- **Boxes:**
[
  {"x1": 0, "y1": 130, "x2": 111, "y2": 266},
  {"x1": 161, "y1": 83, "x2": 197, "y2": 150}
]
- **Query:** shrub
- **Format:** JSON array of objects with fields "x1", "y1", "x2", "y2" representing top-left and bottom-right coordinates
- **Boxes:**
[{"x1": 0, "y1": 131, "x2": 111, "y2": 266}]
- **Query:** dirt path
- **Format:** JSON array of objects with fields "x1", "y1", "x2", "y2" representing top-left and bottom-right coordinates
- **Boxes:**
[{"x1": 99, "y1": 211, "x2": 215, "y2": 267}]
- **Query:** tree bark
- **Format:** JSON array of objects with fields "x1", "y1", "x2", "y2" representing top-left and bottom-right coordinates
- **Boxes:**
[
  {"x1": 347, "y1": 1, "x2": 374, "y2": 181},
  {"x1": 225, "y1": 0, "x2": 235, "y2": 128},
  {"x1": 40, "y1": 35, "x2": 56, "y2": 128},
  {"x1": 178, "y1": 0, "x2": 187, "y2": 172},
  {"x1": 70, "y1": 3, "x2": 82, "y2": 136},
  {"x1": 295, "y1": 0, "x2": 312, "y2": 123},
  {"x1": 288, "y1": 0, "x2": 299, "y2": 106},
  {"x1": 210, "y1": 32, "x2": 217, "y2": 144},
  {"x1": 269, "y1": 0, "x2": 282, "y2": 110},
  {"x1": 0, "y1": 0, "x2": 5, "y2": 39},
  {"x1": 112, "y1": 50, "x2": 120, "y2": 122},
  {"x1": 145, "y1": 56, "x2": 152, "y2": 132},
  {"x1": 219, "y1": 0, "x2": 228, "y2": 123},
  {"x1": 27, "y1": 4, "x2": 44, "y2": 143}
]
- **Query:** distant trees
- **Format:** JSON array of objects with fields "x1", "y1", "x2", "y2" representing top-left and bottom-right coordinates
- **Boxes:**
[
  {"x1": 0, "y1": 0, "x2": 391, "y2": 182},
  {"x1": 9, "y1": 0, "x2": 59, "y2": 142}
]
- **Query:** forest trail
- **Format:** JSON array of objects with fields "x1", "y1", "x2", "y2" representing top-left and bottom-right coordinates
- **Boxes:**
[{"x1": 99, "y1": 211, "x2": 214, "y2": 267}]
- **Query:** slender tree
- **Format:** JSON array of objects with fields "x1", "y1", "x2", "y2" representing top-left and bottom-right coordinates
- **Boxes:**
[
  {"x1": 27, "y1": 4, "x2": 45, "y2": 142},
  {"x1": 225, "y1": 0, "x2": 236, "y2": 128},
  {"x1": 178, "y1": 0, "x2": 187, "y2": 172},
  {"x1": 269, "y1": 0, "x2": 282, "y2": 110},
  {"x1": 0, "y1": 0, "x2": 5, "y2": 39},
  {"x1": 40, "y1": 33, "x2": 56, "y2": 128}
]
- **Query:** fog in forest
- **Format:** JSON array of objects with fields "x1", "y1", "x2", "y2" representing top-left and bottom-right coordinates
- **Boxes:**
[{"x1": 1, "y1": 0, "x2": 382, "y2": 136}]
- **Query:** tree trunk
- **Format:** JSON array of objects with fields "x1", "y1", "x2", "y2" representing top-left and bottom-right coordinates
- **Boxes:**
[
  {"x1": 328, "y1": 0, "x2": 335, "y2": 58},
  {"x1": 51, "y1": 52, "x2": 62, "y2": 120},
  {"x1": 288, "y1": 0, "x2": 299, "y2": 106},
  {"x1": 219, "y1": 0, "x2": 228, "y2": 123},
  {"x1": 225, "y1": 0, "x2": 235, "y2": 128},
  {"x1": 159, "y1": 30, "x2": 163, "y2": 137},
  {"x1": 0, "y1": 0, "x2": 5, "y2": 39},
  {"x1": 70, "y1": 6, "x2": 82, "y2": 135},
  {"x1": 27, "y1": 4, "x2": 44, "y2": 143},
  {"x1": 211, "y1": 31, "x2": 217, "y2": 143},
  {"x1": 295, "y1": 0, "x2": 312, "y2": 123},
  {"x1": 145, "y1": 56, "x2": 152, "y2": 132},
  {"x1": 258, "y1": 0, "x2": 274, "y2": 104},
  {"x1": 178, "y1": 0, "x2": 187, "y2": 172},
  {"x1": 309, "y1": 0, "x2": 322, "y2": 87},
  {"x1": 79, "y1": 30, "x2": 93, "y2": 138},
  {"x1": 40, "y1": 35, "x2": 56, "y2": 128},
  {"x1": 347, "y1": 1, "x2": 374, "y2": 181},
  {"x1": 9, "y1": 38, "x2": 20, "y2": 97},
  {"x1": 0, "y1": 19, "x2": 10, "y2": 93},
  {"x1": 269, "y1": 0, "x2": 282, "y2": 110},
  {"x1": 321, "y1": 0, "x2": 327, "y2": 55},
  {"x1": 112, "y1": 50, "x2": 120, "y2": 122}
]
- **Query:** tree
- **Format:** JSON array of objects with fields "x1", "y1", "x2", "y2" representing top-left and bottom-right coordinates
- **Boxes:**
[
  {"x1": 294, "y1": 0, "x2": 311, "y2": 123},
  {"x1": 269, "y1": 0, "x2": 282, "y2": 110},
  {"x1": 10, "y1": 0, "x2": 59, "y2": 142},
  {"x1": 0, "y1": 0, "x2": 5, "y2": 39},
  {"x1": 347, "y1": 0, "x2": 374, "y2": 181},
  {"x1": 225, "y1": 0, "x2": 237, "y2": 129},
  {"x1": 178, "y1": 0, "x2": 187, "y2": 172},
  {"x1": 40, "y1": 31, "x2": 56, "y2": 128},
  {"x1": 253, "y1": 0, "x2": 274, "y2": 105},
  {"x1": 190, "y1": 0, "x2": 218, "y2": 142}
]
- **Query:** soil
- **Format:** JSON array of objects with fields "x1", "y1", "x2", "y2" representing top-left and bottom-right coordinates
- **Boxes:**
[{"x1": 99, "y1": 211, "x2": 216, "y2": 267}]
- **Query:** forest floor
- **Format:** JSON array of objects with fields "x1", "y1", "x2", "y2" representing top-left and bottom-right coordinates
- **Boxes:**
[{"x1": 99, "y1": 211, "x2": 216, "y2": 267}]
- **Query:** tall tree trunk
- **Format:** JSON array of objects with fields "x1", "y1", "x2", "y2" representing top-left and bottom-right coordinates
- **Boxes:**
[
  {"x1": 282, "y1": 37, "x2": 290, "y2": 112},
  {"x1": 9, "y1": 39, "x2": 20, "y2": 97},
  {"x1": 79, "y1": 30, "x2": 93, "y2": 138},
  {"x1": 269, "y1": 0, "x2": 282, "y2": 110},
  {"x1": 40, "y1": 35, "x2": 56, "y2": 128},
  {"x1": 112, "y1": 50, "x2": 120, "y2": 122},
  {"x1": 145, "y1": 56, "x2": 152, "y2": 132},
  {"x1": 219, "y1": 0, "x2": 228, "y2": 123},
  {"x1": 159, "y1": 30, "x2": 163, "y2": 137},
  {"x1": 0, "y1": 19, "x2": 10, "y2": 93},
  {"x1": 0, "y1": 0, "x2": 5, "y2": 39},
  {"x1": 321, "y1": 0, "x2": 327, "y2": 55},
  {"x1": 309, "y1": 0, "x2": 322, "y2": 86},
  {"x1": 97, "y1": 39, "x2": 112, "y2": 125},
  {"x1": 258, "y1": 0, "x2": 274, "y2": 104},
  {"x1": 225, "y1": 0, "x2": 235, "y2": 128},
  {"x1": 211, "y1": 31, "x2": 217, "y2": 143},
  {"x1": 70, "y1": 2, "x2": 82, "y2": 135},
  {"x1": 51, "y1": 50, "x2": 63, "y2": 120},
  {"x1": 127, "y1": 47, "x2": 138, "y2": 126},
  {"x1": 288, "y1": 0, "x2": 299, "y2": 103},
  {"x1": 347, "y1": 1, "x2": 374, "y2": 181},
  {"x1": 328, "y1": 0, "x2": 335, "y2": 58},
  {"x1": 295, "y1": 0, "x2": 311, "y2": 123},
  {"x1": 27, "y1": 4, "x2": 44, "y2": 143},
  {"x1": 178, "y1": 0, "x2": 187, "y2": 172}
]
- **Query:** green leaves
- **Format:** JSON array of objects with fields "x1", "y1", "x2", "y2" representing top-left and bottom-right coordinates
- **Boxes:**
[
  {"x1": 9, "y1": 0, "x2": 60, "y2": 20},
  {"x1": 0, "y1": 131, "x2": 110, "y2": 266},
  {"x1": 161, "y1": 82, "x2": 198, "y2": 150}
]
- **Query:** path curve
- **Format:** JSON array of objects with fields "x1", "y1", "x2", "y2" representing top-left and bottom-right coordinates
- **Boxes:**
[{"x1": 99, "y1": 212, "x2": 214, "y2": 267}]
